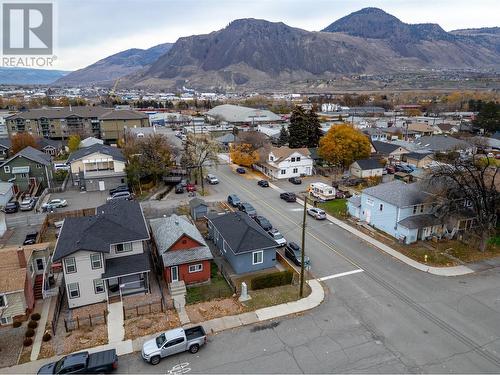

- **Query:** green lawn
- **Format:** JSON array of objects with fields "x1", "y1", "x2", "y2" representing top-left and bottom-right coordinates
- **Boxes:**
[
  {"x1": 319, "y1": 199, "x2": 347, "y2": 219},
  {"x1": 185, "y1": 262, "x2": 234, "y2": 304}
]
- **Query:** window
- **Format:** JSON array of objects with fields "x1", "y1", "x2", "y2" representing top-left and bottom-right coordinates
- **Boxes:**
[
  {"x1": 296, "y1": 157, "x2": 301, "y2": 162},
  {"x1": 366, "y1": 198, "x2": 374, "y2": 206},
  {"x1": 293, "y1": 168, "x2": 298, "y2": 173},
  {"x1": 68, "y1": 283, "x2": 80, "y2": 299},
  {"x1": 291, "y1": 157, "x2": 296, "y2": 162},
  {"x1": 252, "y1": 251, "x2": 263, "y2": 265},
  {"x1": 413, "y1": 205, "x2": 418, "y2": 214},
  {"x1": 188, "y1": 264, "x2": 203, "y2": 273},
  {"x1": 93, "y1": 279, "x2": 105, "y2": 294},
  {"x1": 90, "y1": 254, "x2": 102, "y2": 269},
  {"x1": 36, "y1": 164, "x2": 42, "y2": 169},
  {"x1": 420, "y1": 204, "x2": 424, "y2": 213},
  {"x1": 115, "y1": 243, "x2": 133, "y2": 253},
  {"x1": 0, "y1": 316, "x2": 12, "y2": 325},
  {"x1": 269, "y1": 156, "x2": 274, "y2": 161},
  {"x1": 65, "y1": 257, "x2": 76, "y2": 273},
  {"x1": 0, "y1": 294, "x2": 7, "y2": 307},
  {"x1": 20, "y1": 173, "x2": 27, "y2": 178},
  {"x1": 280, "y1": 169, "x2": 286, "y2": 175},
  {"x1": 379, "y1": 204, "x2": 383, "y2": 211},
  {"x1": 165, "y1": 337, "x2": 185, "y2": 347},
  {"x1": 3, "y1": 166, "x2": 10, "y2": 173}
]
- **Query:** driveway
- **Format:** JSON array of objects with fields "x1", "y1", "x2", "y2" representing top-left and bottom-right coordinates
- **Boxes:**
[{"x1": 47, "y1": 189, "x2": 108, "y2": 212}]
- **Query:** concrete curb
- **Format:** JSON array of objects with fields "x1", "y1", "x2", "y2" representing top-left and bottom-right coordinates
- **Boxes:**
[{"x1": 4, "y1": 280, "x2": 325, "y2": 374}]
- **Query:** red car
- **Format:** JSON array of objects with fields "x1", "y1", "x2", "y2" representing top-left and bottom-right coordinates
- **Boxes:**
[
  {"x1": 186, "y1": 183, "x2": 197, "y2": 192},
  {"x1": 385, "y1": 165, "x2": 395, "y2": 174}
]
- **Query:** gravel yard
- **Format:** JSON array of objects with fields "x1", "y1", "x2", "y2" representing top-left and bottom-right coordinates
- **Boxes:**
[{"x1": 0, "y1": 325, "x2": 25, "y2": 368}]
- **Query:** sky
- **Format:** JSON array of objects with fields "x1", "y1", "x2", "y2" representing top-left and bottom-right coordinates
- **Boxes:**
[{"x1": 49, "y1": 0, "x2": 500, "y2": 71}]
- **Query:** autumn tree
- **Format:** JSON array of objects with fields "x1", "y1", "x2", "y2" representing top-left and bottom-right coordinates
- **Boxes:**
[
  {"x1": 230, "y1": 144, "x2": 260, "y2": 167},
  {"x1": 123, "y1": 134, "x2": 173, "y2": 187},
  {"x1": 318, "y1": 124, "x2": 371, "y2": 169},
  {"x1": 288, "y1": 106, "x2": 308, "y2": 148},
  {"x1": 67, "y1": 134, "x2": 81, "y2": 152},
  {"x1": 11, "y1": 133, "x2": 39, "y2": 154}
]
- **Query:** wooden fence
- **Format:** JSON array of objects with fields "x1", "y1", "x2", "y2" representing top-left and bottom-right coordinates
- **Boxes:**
[
  {"x1": 50, "y1": 285, "x2": 65, "y2": 335},
  {"x1": 122, "y1": 299, "x2": 171, "y2": 320},
  {"x1": 64, "y1": 310, "x2": 107, "y2": 332}
]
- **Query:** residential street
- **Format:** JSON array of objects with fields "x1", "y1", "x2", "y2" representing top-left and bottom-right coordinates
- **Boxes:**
[{"x1": 116, "y1": 162, "x2": 500, "y2": 373}]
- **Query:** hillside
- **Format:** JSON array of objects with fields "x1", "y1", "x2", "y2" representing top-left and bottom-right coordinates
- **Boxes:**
[{"x1": 0, "y1": 67, "x2": 70, "y2": 85}]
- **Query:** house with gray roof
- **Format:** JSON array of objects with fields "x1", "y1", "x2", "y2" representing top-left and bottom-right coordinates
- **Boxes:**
[
  {"x1": 207, "y1": 211, "x2": 277, "y2": 274},
  {"x1": 67, "y1": 143, "x2": 126, "y2": 192},
  {"x1": 0, "y1": 138, "x2": 12, "y2": 160},
  {"x1": 150, "y1": 214, "x2": 213, "y2": 285},
  {"x1": 414, "y1": 135, "x2": 471, "y2": 153},
  {"x1": 0, "y1": 146, "x2": 53, "y2": 192},
  {"x1": 347, "y1": 180, "x2": 446, "y2": 244},
  {"x1": 350, "y1": 158, "x2": 384, "y2": 178},
  {"x1": 52, "y1": 200, "x2": 151, "y2": 308},
  {"x1": 372, "y1": 141, "x2": 409, "y2": 160}
]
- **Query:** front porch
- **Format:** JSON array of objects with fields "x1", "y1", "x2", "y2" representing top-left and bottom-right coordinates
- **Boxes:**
[{"x1": 101, "y1": 252, "x2": 152, "y2": 303}]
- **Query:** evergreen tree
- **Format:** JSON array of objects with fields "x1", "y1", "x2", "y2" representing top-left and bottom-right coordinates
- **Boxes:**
[
  {"x1": 473, "y1": 101, "x2": 500, "y2": 133},
  {"x1": 278, "y1": 125, "x2": 289, "y2": 146},
  {"x1": 306, "y1": 108, "x2": 322, "y2": 148},
  {"x1": 288, "y1": 106, "x2": 308, "y2": 148}
]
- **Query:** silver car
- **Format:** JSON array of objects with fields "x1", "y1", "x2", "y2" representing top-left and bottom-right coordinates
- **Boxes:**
[{"x1": 307, "y1": 207, "x2": 327, "y2": 220}]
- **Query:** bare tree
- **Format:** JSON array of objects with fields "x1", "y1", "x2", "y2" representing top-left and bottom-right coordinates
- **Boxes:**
[
  {"x1": 184, "y1": 133, "x2": 219, "y2": 193},
  {"x1": 429, "y1": 144, "x2": 499, "y2": 251}
]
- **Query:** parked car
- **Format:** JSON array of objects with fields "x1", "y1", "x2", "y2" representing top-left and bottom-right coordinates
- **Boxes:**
[
  {"x1": 4, "y1": 201, "x2": 19, "y2": 213},
  {"x1": 238, "y1": 202, "x2": 257, "y2": 218},
  {"x1": 180, "y1": 179, "x2": 188, "y2": 188},
  {"x1": 186, "y1": 183, "x2": 197, "y2": 192},
  {"x1": 141, "y1": 327, "x2": 207, "y2": 365},
  {"x1": 338, "y1": 188, "x2": 352, "y2": 198},
  {"x1": 23, "y1": 232, "x2": 38, "y2": 245},
  {"x1": 175, "y1": 184, "x2": 184, "y2": 194},
  {"x1": 109, "y1": 185, "x2": 129, "y2": 196},
  {"x1": 285, "y1": 242, "x2": 311, "y2": 267},
  {"x1": 42, "y1": 199, "x2": 68, "y2": 209},
  {"x1": 254, "y1": 215, "x2": 272, "y2": 231},
  {"x1": 37, "y1": 349, "x2": 118, "y2": 374},
  {"x1": 280, "y1": 192, "x2": 296, "y2": 202},
  {"x1": 335, "y1": 191, "x2": 345, "y2": 199},
  {"x1": 268, "y1": 228, "x2": 286, "y2": 247},
  {"x1": 106, "y1": 191, "x2": 132, "y2": 201},
  {"x1": 257, "y1": 180, "x2": 269, "y2": 187},
  {"x1": 288, "y1": 177, "x2": 302, "y2": 185},
  {"x1": 395, "y1": 164, "x2": 413, "y2": 174},
  {"x1": 53, "y1": 163, "x2": 70, "y2": 171},
  {"x1": 20, "y1": 197, "x2": 36, "y2": 211},
  {"x1": 227, "y1": 194, "x2": 241, "y2": 207},
  {"x1": 307, "y1": 207, "x2": 327, "y2": 220},
  {"x1": 236, "y1": 167, "x2": 246, "y2": 174},
  {"x1": 206, "y1": 174, "x2": 219, "y2": 184},
  {"x1": 385, "y1": 165, "x2": 395, "y2": 174}
]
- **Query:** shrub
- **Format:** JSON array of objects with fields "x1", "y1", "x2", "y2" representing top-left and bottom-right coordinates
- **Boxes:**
[
  {"x1": 250, "y1": 270, "x2": 293, "y2": 290},
  {"x1": 25, "y1": 328, "x2": 35, "y2": 337},
  {"x1": 13, "y1": 321, "x2": 22, "y2": 328},
  {"x1": 23, "y1": 338, "x2": 33, "y2": 347},
  {"x1": 28, "y1": 320, "x2": 38, "y2": 329},
  {"x1": 30, "y1": 313, "x2": 41, "y2": 321},
  {"x1": 42, "y1": 332, "x2": 52, "y2": 342}
]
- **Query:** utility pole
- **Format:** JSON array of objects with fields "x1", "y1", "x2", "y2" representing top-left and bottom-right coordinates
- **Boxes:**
[{"x1": 300, "y1": 194, "x2": 307, "y2": 298}]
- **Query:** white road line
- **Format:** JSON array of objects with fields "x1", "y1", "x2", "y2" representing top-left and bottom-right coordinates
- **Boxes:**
[{"x1": 318, "y1": 269, "x2": 364, "y2": 281}]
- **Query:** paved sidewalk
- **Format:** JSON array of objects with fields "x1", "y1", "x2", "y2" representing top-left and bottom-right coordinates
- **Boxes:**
[
  {"x1": 107, "y1": 302, "x2": 125, "y2": 343},
  {"x1": 4, "y1": 279, "x2": 324, "y2": 374},
  {"x1": 30, "y1": 298, "x2": 51, "y2": 361}
]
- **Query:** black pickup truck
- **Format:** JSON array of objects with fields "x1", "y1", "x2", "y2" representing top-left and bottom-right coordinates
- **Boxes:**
[{"x1": 37, "y1": 349, "x2": 118, "y2": 374}]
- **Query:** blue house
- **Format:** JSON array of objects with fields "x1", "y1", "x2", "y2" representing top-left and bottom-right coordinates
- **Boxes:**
[
  {"x1": 207, "y1": 212, "x2": 277, "y2": 274},
  {"x1": 347, "y1": 180, "x2": 445, "y2": 244}
]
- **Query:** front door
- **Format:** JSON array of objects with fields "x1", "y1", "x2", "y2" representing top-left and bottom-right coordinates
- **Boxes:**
[
  {"x1": 98, "y1": 181, "x2": 105, "y2": 191},
  {"x1": 365, "y1": 209, "x2": 371, "y2": 224},
  {"x1": 171, "y1": 266, "x2": 179, "y2": 282},
  {"x1": 35, "y1": 258, "x2": 45, "y2": 272}
]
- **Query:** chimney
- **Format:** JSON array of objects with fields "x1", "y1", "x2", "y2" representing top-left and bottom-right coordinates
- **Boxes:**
[{"x1": 17, "y1": 247, "x2": 27, "y2": 268}]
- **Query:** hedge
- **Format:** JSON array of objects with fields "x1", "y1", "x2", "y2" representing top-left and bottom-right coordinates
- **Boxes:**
[
  {"x1": 28, "y1": 320, "x2": 38, "y2": 329},
  {"x1": 30, "y1": 313, "x2": 41, "y2": 321},
  {"x1": 23, "y1": 338, "x2": 33, "y2": 347},
  {"x1": 25, "y1": 328, "x2": 35, "y2": 337},
  {"x1": 250, "y1": 270, "x2": 293, "y2": 290}
]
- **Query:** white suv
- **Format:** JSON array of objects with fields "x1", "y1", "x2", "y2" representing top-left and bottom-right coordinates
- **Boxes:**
[
  {"x1": 206, "y1": 174, "x2": 219, "y2": 184},
  {"x1": 268, "y1": 228, "x2": 286, "y2": 247}
]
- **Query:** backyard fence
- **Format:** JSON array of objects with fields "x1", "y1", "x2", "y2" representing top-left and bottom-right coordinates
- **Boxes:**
[
  {"x1": 220, "y1": 265, "x2": 237, "y2": 293},
  {"x1": 64, "y1": 310, "x2": 107, "y2": 332},
  {"x1": 50, "y1": 285, "x2": 65, "y2": 336},
  {"x1": 123, "y1": 299, "x2": 173, "y2": 320}
]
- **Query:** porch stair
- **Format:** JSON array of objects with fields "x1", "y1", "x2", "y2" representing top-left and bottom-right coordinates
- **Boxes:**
[
  {"x1": 169, "y1": 280, "x2": 186, "y2": 297},
  {"x1": 34, "y1": 275, "x2": 44, "y2": 300}
]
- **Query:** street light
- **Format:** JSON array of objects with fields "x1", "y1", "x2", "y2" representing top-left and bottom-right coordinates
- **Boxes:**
[{"x1": 299, "y1": 192, "x2": 309, "y2": 298}]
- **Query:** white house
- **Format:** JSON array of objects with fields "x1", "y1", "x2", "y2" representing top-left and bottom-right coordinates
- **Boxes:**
[
  {"x1": 350, "y1": 159, "x2": 384, "y2": 178},
  {"x1": 254, "y1": 146, "x2": 313, "y2": 179},
  {"x1": 51, "y1": 201, "x2": 150, "y2": 308}
]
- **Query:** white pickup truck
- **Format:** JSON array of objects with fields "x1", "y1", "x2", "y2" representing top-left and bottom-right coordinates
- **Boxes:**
[{"x1": 141, "y1": 326, "x2": 207, "y2": 365}]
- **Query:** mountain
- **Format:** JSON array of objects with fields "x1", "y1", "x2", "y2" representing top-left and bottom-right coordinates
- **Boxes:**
[
  {"x1": 0, "y1": 67, "x2": 70, "y2": 85},
  {"x1": 54, "y1": 42, "x2": 173, "y2": 86},
  {"x1": 123, "y1": 11, "x2": 499, "y2": 90}
]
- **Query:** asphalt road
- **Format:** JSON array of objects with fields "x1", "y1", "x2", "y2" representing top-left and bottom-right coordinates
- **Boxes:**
[{"x1": 117, "y1": 163, "x2": 500, "y2": 374}]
